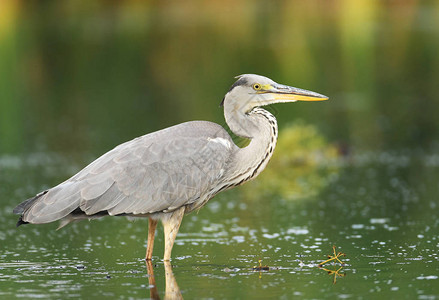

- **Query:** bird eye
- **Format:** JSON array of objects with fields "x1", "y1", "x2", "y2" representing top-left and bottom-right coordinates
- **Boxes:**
[{"x1": 253, "y1": 83, "x2": 262, "y2": 90}]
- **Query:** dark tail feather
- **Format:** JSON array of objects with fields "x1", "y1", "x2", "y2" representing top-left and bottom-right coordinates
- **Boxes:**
[
  {"x1": 16, "y1": 216, "x2": 29, "y2": 227},
  {"x1": 13, "y1": 190, "x2": 48, "y2": 227},
  {"x1": 13, "y1": 197, "x2": 36, "y2": 215}
]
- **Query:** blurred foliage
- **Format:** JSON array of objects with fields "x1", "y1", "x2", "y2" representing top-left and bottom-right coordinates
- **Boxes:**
[
  {"x1": 0, "y1": 1, "x2": 438, "y2": 155},
  {"x1": 1, "y1": 3, "x2": 439, "y2": 298},
  {"x1": 241, "y1": 122, "x2": 339, "y2": 199}
]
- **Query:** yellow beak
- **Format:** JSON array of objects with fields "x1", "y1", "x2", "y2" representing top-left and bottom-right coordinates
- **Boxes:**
[
  {"x1": 273, "y1": 93, "x2": 329, "y2": 102},
  {"x1": 261, "y1": 83, "x2": 328, "y2": 102}
]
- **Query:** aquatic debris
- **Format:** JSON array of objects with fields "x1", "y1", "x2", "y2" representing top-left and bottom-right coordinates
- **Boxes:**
[
  {"x1": 252, "y1": 259, "x2": 270, "y2": 271},
  {"x1": 318, "y1": 245, "x2": 346, "y2": 267},
  {"x1": 222, "y1": 267, "x2": 241, "y2": 272},
  {"x1": 298, "y1": 261, "x2": 319, "y2": 268}
]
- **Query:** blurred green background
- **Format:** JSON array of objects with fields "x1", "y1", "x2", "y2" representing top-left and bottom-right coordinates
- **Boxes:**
[
  {"x1": 1, "y1": 0, "x2": 438, "y2": 156},
  {"x1": 1, "y1": 1, "x2": 439, "y2": 298}
]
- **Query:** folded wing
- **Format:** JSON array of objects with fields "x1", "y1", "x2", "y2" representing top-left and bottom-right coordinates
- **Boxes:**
[{"x1": 17, "y1": 121, "x2": 235, "y2": 225}]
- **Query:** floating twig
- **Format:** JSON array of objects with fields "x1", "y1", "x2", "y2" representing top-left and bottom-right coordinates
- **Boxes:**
[
  {"x1": 252, "y1": 259, "x2": 269, "y2": 271},
  {"x1": 318, "y1": 245, "x2": 346, "y2": 267}
]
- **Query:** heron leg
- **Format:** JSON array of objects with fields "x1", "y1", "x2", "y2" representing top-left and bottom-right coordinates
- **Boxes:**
[
  {"x1": 162, "y1": 207, "x2": 185, "y2": 261},
  {"x1": 146, "y1": 218, "x2": 158, "y2": 260}
]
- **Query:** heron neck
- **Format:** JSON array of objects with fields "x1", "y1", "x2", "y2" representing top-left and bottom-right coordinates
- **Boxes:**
[{"x1": 225, "y1": 107, "x2": 278, "y2": 184}]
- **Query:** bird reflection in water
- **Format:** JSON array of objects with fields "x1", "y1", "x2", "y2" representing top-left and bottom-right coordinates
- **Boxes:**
[{"x1": 146, "y1": 260, "x2": 182, "y2": 300}]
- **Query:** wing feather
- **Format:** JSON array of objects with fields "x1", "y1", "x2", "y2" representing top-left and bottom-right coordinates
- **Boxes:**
[
  {"x1": 80, "y1": 183, "x2": 125, "y2": 214},
  {"x1": 81, "y1": 177, "x2": 114, "y2": 201},
  {"x1": 20, "y1": 121, "x2": 235, "y2": 224},
  {"x1": 25, "y1": 182, "x2": 82, "y2": 223}
]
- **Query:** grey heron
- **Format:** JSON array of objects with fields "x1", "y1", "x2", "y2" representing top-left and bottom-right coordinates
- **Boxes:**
[{"x1": 13, "y1": 74, "x2": 328, "y2": 261}]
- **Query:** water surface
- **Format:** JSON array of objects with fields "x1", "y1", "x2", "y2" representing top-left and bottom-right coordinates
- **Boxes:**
[
  {"x1": 1, "y1": 150, "x2": 438, "y2": 299},
  {"x1": 1, "y1": 1, "x2": 439, "y2": 299}
]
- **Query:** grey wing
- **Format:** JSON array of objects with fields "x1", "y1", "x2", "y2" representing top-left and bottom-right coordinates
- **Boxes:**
[{"x1": 19, "y1": 121, "x2": 235, "y2": 224}]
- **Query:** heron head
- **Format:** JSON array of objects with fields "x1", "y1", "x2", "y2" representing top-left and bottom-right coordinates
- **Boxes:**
[{"x1": 221, "y1": 74, "x2": 328, "y2": 113}]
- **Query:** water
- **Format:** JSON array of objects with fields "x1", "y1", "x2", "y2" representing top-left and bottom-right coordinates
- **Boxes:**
[
  {"x1": 1, "y1": 150, "x2": 438, "y2": 299},
  {"x1": 1, "y1": 1, "x2": 439, "y2": 298}
]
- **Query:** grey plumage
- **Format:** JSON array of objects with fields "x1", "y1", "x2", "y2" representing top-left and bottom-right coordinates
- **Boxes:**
[
  {"x1": 16, "y1": 121, "x2": 233, "y2": 225},
  {"x1": 14, "y1": 74, "x2": 328, "y2": 260}
]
